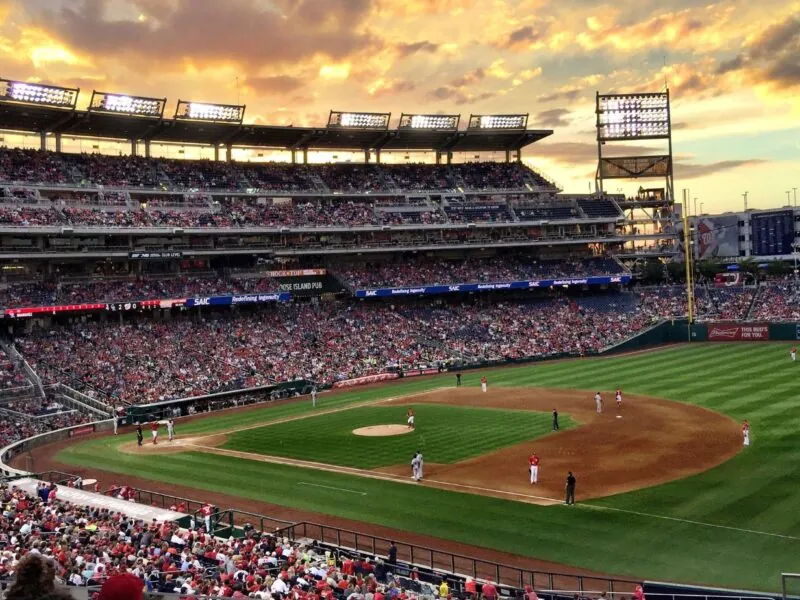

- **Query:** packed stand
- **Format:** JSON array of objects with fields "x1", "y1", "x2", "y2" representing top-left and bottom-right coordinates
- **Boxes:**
[
  {"x1": 0, "y1": 275, "x2": 279, "y2": 308},
  {"x1": 443, "y1": 199, "x2": 514, "y2": 224},
  {"x1": 0, "y1": 148, "x2": 554, "y2": 194},
  {"x1": 18, "y1": 294, "x2": 655, "y2": 404},
  {"x1": 633, "y1": 285, "x2": 755, "y2": 320},
  {"x1": 0, "y1": 483, "x2": 459, "y2": 599},
  {"x1": 336, "y1": 256, "x2": 627, "y2": 289},
  {"x1": 750, "y1": 281, "x2": 800, "y2": 321},
  {"x1": 0, "y1": 396, "x2": 93, "y2": 448}
]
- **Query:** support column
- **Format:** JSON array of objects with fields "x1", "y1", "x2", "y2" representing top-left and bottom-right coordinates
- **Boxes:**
[
  {"x1": 364, "y1": 150, "x2": 370, "y2": 164},
  {"x1": 130, "y1": 140, "x2": 137, "y2": 157},
  {"x1": 375, "y1": 149, "x2": 381, "y2": 164},
  {"x1": 290, "y1": 150, "x2": 296, "y2": 164},
  {"x1": 303, "y1": 148, "x2": 308, "y2": 164},
  {"x1": 144, "y1": 140, "x2": 151, "y2": 158},
  {"x1": 447, "y1": 152, "x2": 453, "y2": 165},
  {"x1": 435, "y1": 152, "x2": 442, "y2": 165},
  {"x1": 505, "y1": 150, "x2": 510, "y2": 163},
  {"x1": 214, "y1": 145, "x2": 220, "y2": 162},
  {"x1": 40, "y1": 132, "x2": 47, "y2": 151},
  {"x1": 226, "y1": 143, "x2": 233, "y2": 162}
]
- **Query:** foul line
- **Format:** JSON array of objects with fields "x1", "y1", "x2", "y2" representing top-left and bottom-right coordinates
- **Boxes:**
[
  {"x1": 579, "y1": 503, "x2": 800, "y2": 541},
  {"x1": 298, "y1": 482, "x2": 367, "y2": 496}
]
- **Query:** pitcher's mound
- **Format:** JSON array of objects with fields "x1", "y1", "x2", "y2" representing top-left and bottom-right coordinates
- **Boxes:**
[{"x1": 353, "y1": 425, "x2": 412, "y2": 437}]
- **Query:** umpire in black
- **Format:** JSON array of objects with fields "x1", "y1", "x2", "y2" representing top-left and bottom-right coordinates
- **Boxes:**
[{"x1": 565, "y1": 471, "x2": 576, "y2": 505}]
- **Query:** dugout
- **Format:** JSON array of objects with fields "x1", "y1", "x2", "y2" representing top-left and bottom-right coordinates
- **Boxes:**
[{"x1": 125, "y1": 379, "x2": 313, "y2": 424}]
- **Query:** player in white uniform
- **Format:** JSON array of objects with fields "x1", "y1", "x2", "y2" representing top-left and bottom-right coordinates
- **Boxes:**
[
  {"x1": 595, "y1": 392, "x2": 603, "y2": 414},
  {"x1": 615, "y1": 388, "x2": 622, "y2": 410},
  {"x1": 742, "y1": 420, "x2": 750, "y2": 446},
  {"x1": 311, "y1": 386, "x2": 317, "y2": 407},
  {"x1": 407, "y1": 408, "x2": 415, "y2": 429},
  {"x1": 411, "y1": 454, "x2": 420, "y2": 481},
  {"x1": 416, "y1": 451, "x2": 424, "y2": 480},
  {"x1": 167, "y1": 419, "x2": 175, "y2": 442},
  {"x1": 791, "y1": 347, "x2": 797, "y2": 362}
]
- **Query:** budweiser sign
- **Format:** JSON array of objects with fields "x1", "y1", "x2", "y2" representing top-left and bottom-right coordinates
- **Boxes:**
[{"x1": 708, "y1": 323, "x2": 769, "y2": 341}]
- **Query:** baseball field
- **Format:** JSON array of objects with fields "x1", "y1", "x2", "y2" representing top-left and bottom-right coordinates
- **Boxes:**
[{"x1": 38, "y1": 343, "x2": 800, "y2": 591}]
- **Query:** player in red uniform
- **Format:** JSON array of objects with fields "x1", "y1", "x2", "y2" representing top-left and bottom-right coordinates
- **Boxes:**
[
  {"x1": 615, "y1": 388, "x2": 623, "y2": 410},
  {"x1": 150, "y1": 421, "x2": 159, "y2": 444},
  {"x1": 742, "y1": 420, "x2": 750, "y2": 446},
  {"x1": 528, "y1": 453, "x2": 540, "y2": 484},
  {"x1": 481, "y1": 376, "x2": 488, "y2": 393}
]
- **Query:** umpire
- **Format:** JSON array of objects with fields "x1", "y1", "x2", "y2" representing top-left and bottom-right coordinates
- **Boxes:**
[{"x1": 565, "y1": 471, "x2": 576, "y2": 505}]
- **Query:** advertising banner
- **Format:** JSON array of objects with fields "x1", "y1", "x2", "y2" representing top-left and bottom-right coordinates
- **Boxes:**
[
  {"x1": 707, "y1": 323, "x2": 769, "y2": 341},
  {"x1": 355, "y1": 275, "x2": 631, "y2": 298}
]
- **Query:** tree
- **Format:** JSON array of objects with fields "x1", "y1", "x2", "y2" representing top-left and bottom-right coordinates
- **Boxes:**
[
  {"x1": 767, "y1": 259, "x2": 791, "y2": 278},
  {"x1": 638, "y1": 259, "x2": 665, "y2": 284},
  {"x1": 696, "y1": 258, "x2": 724, "y2": 281},
  {"x1": 666, "y1": 260, "x2": 686, "y2": 283}
]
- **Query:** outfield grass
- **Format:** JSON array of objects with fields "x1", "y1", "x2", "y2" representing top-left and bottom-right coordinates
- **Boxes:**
[
  {"x1": 57, "y1": 343, "x2": 800, "y2": 590},
  {"x1": 222, "y1": 404, "x2": 571, "y2": 468}
]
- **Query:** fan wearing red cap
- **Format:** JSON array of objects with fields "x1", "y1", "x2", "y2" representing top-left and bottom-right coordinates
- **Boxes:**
[{"x1": 98, "y1": 573, "x2": 144, "y2": 600}]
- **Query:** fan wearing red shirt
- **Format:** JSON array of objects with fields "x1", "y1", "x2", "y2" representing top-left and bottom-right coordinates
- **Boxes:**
[
  {"x1": 528, "y1": 453, "x2": 540, "y2": 484},
  {"x1": 150, "y1": 421, "x2": 159, "y2": 445}
]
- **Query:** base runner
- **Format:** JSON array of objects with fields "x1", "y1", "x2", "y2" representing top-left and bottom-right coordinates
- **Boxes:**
[
  {"x1": 150, "y1": 421, "x2": 159, "y2": 445},
  {"x1": 167, "y1": 419, "x2": 175, "y2": 442},
  {"x1": 742, "y1": 420, "x2": 750, "y2": 446},
  {"x1": 528, "y1": 452, "x2": 539, "y2": 484},
  {"x1": 595, "y1": 392, "x2": 603, "y2": 414}
]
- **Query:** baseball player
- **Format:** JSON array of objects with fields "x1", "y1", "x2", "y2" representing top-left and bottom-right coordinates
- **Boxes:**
[
  {"x1": 595, "y1": 392, "x2": 603, "y2": 414},
  {"x1": 528, "y1": 453, "x2": 539, "y2": 484},
  {"x1": 411, "y1": 453, "x2": 420, "y2": 481},
  {"x1": 136, "y1": 423, "x2": 143, "y2": 447},
  {"x1": 112, "y1": 412, "x2": 118, "y2": 435},
  {"x1": 167, "y1": 419, "x2": 175, "y2": 442},
  {"x1": 407, "y1": 408, "x2": 415, "y2": 429},
  {"x1": 150, "y1": 421, "x2": 159, "y2": 445},
  {"x1": 742, "y1": 420, "x2": 750, "y2": 447},
  {"x1": 201, "y1": 503, "x2": 213, "y2": 531},
  {"x1": 481, "y1": 376, "x2": 488, "y2": 393},
  {"x1": 416, "y1": 451, "x2": 424, "y2": 480},
  {"x1": 615, "y1": 388, "x2": 623, "y2": 410},
  {"x1": 311, "y1": 386, "x2": 317, "y2": 407},
  {"x1": 792, "y1": 347, "x2": 797, "y2": 362}
]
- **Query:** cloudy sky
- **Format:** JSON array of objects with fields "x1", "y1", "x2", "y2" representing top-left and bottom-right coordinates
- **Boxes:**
[{"x1": 1, "y1": 0, "x2": 798, "y2": 213}]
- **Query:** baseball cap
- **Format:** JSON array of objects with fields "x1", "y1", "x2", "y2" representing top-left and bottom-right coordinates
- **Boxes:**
[{"x1": 98, "y1": 573, "x2": 144, "y2": 600}]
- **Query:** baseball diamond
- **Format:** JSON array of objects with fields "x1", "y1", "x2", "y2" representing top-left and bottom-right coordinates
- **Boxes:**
[{"x1": 19, "y1": 343, "x2": 800, "y2": 591}]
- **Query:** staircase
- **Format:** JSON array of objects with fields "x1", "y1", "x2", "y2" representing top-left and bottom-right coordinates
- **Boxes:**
[{"x1": 745, "y1": 286, "x2": 762, "y2": 320}]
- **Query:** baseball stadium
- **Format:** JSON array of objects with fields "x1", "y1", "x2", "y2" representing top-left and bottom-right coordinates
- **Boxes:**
[{"x1": 0, "y1": 52, "x2": 797, "y2": 600}]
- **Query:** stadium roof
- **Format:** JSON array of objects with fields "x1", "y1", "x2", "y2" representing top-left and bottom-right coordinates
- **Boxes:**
[{"x1": 0, "y1": 101, "x2": 552, "y2": 153}]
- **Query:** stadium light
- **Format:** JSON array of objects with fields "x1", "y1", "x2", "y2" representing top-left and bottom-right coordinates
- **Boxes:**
[
  {"x1": 0, "y1": 78, "x2": 78, "y2": 108},
  {"x1": 467, "y1": 114, "x2": 528, "y2": 130},
  {"x1": 175, "y1": 100, "x2": 245, "y2": 123},
  {"x1": 89, "y1": 90, "x2": 166, "y2": 118},
  {"x1": 399, "y1": 113, "x2": 460, "y2": 130},
  {"x1": 328, "y1": 111, "x2": 391, "y2": 129},
  {"x1": 596, "y1": 92, "x2": 670, "y2": 141}
]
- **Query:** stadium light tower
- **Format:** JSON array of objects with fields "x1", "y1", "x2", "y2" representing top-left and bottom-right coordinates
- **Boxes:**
[
  {"x1": 398, "y1": 113, "x2": 460, "y2": 131},
  {"x1": 595, "y1": 91, "x2": 673, "y2": 202},
  {"x1": 0, "y1": 78, "x2": 79, "y2": 108},
  {"x1": 175, "y1": 100, "x2": 245, "y2": 123},
  {"x1": 89, "y1": 90, "x2": 166, "y2": 118},
  {"x1": 327, "y1": 110, "x2": 390, "y2": 129},
  {"x1": 467, "y1": 114, "x2": 527, "y2": 130}
]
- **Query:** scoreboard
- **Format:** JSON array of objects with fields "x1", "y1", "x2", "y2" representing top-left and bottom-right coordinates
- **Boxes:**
[{"x1": 750, "y1": 210, "x2": 794, "y2": 256}]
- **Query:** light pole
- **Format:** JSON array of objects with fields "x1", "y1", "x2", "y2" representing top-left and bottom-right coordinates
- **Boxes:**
[
  {"x1": 788, "y1": 190, "x2": 792, "y2": 205},
  {"x1": 794, "y1": 187, "x2": 797, "y2": 207},
  {"x1": 742, "y1": 191, "x2": 748, "y2": 212},
  {"x1": 694, "y1": 197, "x2": 698, "y2": 216},
  {"x1": 700, "y1": 202, "x2": 704, "y2": 214}
]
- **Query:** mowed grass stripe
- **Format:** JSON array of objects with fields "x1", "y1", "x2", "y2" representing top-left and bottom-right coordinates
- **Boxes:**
[{"x1": 223, "y1": 405, "x2": 570, "y2": 469}]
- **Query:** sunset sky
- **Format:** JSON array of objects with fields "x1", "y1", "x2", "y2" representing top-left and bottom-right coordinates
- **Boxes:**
[{"x1": 0, "y1": 0, "x2": 798, "y2": 213}]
